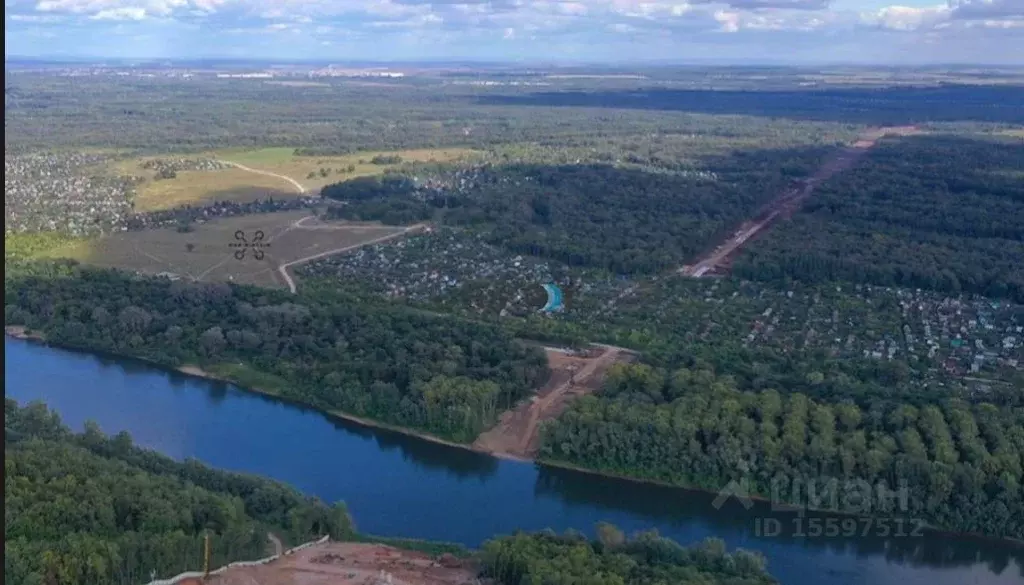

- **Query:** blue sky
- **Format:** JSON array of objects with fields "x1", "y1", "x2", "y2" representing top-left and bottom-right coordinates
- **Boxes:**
[{"x1": 4, "y1": 0, "x2": 1023, "y2": 64}]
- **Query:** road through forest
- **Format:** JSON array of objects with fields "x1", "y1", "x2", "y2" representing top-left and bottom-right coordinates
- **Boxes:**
[{"x1": 679, "y1": 126, "x2": 921, "y2": 278}]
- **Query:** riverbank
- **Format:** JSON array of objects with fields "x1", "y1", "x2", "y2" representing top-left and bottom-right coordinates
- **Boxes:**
[
  {"x1": 5, "y1": 330, "x2": 1022, "y2": 548},
  {"x1": 5, "y1": 326, "x2": 526, "y2": 460}
]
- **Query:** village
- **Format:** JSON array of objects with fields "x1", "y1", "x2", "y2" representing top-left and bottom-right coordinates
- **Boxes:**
[
  {"x1": 4, "y1": 152, "x2": 135, "y2": 235},
  {"x1": 303, "y1": 228, "x2": 572, "y2": 316},
  {"x1": 305, "y1": 225, "x2": 1022, "y2": 395},
  {"x1": 4, "y1": 152, "x2": 322, "y2": 235}
]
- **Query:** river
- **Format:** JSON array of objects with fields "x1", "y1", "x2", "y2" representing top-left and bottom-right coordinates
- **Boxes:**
[{"x1": 5, "y1": 338, "x2": 1023, "y2": 585}]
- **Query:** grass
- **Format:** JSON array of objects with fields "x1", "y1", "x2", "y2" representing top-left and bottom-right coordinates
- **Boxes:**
[
  {"x1": 55, "y1": 210, "x2": 406, "y2": 289},
  {"x1": 136, "y1": 169, "x2": 299, "y2": 212},
  {"x1": 106, "y1": 147, "x2": 480, "y2": 211},
  {"x1": 204, "y1": 362, "x2": 291, "y2": 395},
  {"x1": 205, "y1": 147, "x2": 482, "y2": 191},
  {"x1": 4, "y1": 232, "x2": 91, "y2": 261}
]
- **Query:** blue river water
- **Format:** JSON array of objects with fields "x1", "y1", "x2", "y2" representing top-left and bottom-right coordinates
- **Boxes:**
[{"x1": 5, "y1": 338, "x2": 1023, "y2": 585}]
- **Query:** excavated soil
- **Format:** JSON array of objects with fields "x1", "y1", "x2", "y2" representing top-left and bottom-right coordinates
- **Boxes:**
[
  {"x1": 472, "y1": 346, "x2": 634, "y2": 459},
  {"x1": 205, "y1": 542, "x2": 478, "y2": 585}
]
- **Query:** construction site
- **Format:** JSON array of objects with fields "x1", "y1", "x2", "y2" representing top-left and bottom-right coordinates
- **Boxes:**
[
  {"x1": 473, "y1": 344, "x2": 636, "y2": 459},
  {"x1": 180, "y1": 541, "x2": 479, "y2": 585}
]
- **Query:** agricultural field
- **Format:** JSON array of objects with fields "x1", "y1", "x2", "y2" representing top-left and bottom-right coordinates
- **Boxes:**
[
  {"x1": 58, "y1": 210, "x2": 407, "y2": 289},
  {"x1": 103, "y1": 147, "x2": 481, "y2": 212},
  {"x1": 203, "y1": 146, "x2": 481, "y2": 190},
  {"x1": 110, "y1": 156, "x2": 301, "y2": 212}
]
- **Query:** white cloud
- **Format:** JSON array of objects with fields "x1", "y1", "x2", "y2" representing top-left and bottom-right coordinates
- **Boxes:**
[
  {"x1": 90, "y1": 6, "x2": 147, "y2": 19},
  {"x1": 5, "y1": 0, "x2": 1021, "y2": 62},
  {"x1": 861, "y1": 4, "x2": 950, "y2": 30}
]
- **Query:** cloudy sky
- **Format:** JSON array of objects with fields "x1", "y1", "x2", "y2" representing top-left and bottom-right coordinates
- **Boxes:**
[{"x1": 4, "y1": 0, "x2": 1023, "y2": 64}]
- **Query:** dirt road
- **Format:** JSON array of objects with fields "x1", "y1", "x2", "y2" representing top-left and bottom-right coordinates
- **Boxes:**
[
  {"x1": 679, "y1": 126, "x2": 920, "y2": 278},
  {"x1": 219, "y1": 160, "x2": 307, "y2": 194},
  {"x1": 206, "y1": 541, "x2": 477, "y2": 585},
  {"x1": 267, "y1": 533, "x2": 283, "y2": 557},
  {"x1": 473, "y1": 345, "x2": 633, "y2": 459},
  {"x1": 277, "y1": 223, "x2": 428, "y2": 294}
]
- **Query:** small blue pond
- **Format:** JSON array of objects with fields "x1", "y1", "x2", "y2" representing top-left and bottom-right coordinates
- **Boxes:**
[{"x1": 541, "y1": 283, "x2": 564, "y2": 312}]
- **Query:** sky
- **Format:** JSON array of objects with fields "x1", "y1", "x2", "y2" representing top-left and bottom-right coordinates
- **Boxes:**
[{"x1": 4, "y1": 0, "x2": 1023, "y2": 64}]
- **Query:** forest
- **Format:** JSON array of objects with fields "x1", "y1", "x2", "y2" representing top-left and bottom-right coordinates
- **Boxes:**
[
  {"x1": 480, "y1": 527, "x2": 775, "y2": 585},
  {"x1": 1, "y1": 74, "x2": 857, "y2": 155},
  {"x1": 734, "y1": 134, "x2": 1024, "y2": 302},
  {"x1": 540, "y1": 363, "x2": 1024, "y2": 540},
  {"x1": 3, "y1": 260, "x2": 549, "y2": 443},
  {"x1": 323, "y1": 153, "x2": 833, "y2": 275},
  {"x1": 4, "y1": 399, "x2": 356, "y2": 585},
  {"x1": 476, "y1": 85, "x2": 1024, "y2": 125}
]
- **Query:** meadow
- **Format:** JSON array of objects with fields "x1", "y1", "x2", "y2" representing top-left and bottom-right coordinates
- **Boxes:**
[
  {"x1": 54, "y1": 210, "x2": 407, "y2": 289},
  {"x1": 107, "y1": 147, "x2": 481, "y2": 212}
]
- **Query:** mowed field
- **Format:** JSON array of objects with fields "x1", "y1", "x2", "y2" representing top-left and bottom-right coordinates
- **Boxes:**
[
  {"x1": 110, "y1": 147, "x2": 480, "y2": 212},
  {"x1": 205, "y1": 146, "x2": 481, "y2": 190},
  {"x1": 60, "y1": 210, "x2": 407, "y2": 289}
]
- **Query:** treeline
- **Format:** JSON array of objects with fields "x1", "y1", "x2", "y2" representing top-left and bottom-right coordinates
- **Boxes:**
[
  {"x1": 4, "y1": 399, "x2": 356, "y2": 585},
  {"x1": 3, "y1": 73, "x2": 858, "y2": 154},
  {"x1": 540, "y1": 363, "x2": 1024, "y2": 540},
  {"x1": 735, "y1": 134, "x2": 1024, "y2": 302},
  {"x1": 3, "y1": 261, "x2": 549, "y2": 442},
  {"x1": 478, "y1": 85, "x2": 1024, "y2": 125},
  {"x1": 481, "y1": 526, "x2": 776, "y2": 585},
  {"x1": 321, "y1": 174, "x2": 435, "y2": 224}
]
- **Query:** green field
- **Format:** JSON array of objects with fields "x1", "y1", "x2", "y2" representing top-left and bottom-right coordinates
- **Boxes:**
[
  {"x1": 206, "y1": 146, "x2": 481, "y2": 189},
  {"x1": 107, "y1": 147, "x2": 481, "y2": 212}
]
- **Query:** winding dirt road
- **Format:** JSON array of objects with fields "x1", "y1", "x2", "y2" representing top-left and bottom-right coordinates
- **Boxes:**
[
  {"x1": 218, "y1": 160, "x2": 307, "y2": 194},
  {"x1": 267, "y1": 533, "x2": 283, "y2": 557},
  {"x1": 198, "y1": 162, "x2": 428, "y2": 294}
]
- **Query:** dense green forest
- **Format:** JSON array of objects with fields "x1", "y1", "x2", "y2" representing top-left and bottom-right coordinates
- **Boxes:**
[
  {"x1": 477, "y1": 85, "x2": 1024, "y2": 125},
  {"x1": 6, "y1": 73, "x2": 1021, "y2": 154},
  {"x1": 735, "y1": 134, "x2": 1024, "y2": 302},
  {"x1": 3, "y1": 261, "x2": 549, "y2": 442},
  {"x1": 540, "y1": 363, "x2": 1024, "y2": 540},
  {"x1": 2, "y1": 74, "x2": 856, "y2": 154},
  {"x1": 4, "y1": 399, "x2": 355, "y2": 585},
  {"x1": 480, "y1": 527, "x2": 776, "y2": 585},
  {"x1": 324, "y1": 154, "x2": 832, "y2": 274}
]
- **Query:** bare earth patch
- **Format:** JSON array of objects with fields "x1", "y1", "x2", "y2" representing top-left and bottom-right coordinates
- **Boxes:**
[
  {"x1": 473, "y1": 345, "x2": 636, "y2": 459},
  {"x1": 206, "y1": 542, "x2": 478, "y2": 585},
  {"x1": 64, "y1": 211, "x2": 408, "y2": 289}
]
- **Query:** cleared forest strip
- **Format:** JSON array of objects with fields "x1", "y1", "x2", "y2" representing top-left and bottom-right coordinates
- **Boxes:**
[{"x1": 679, "y1": 126, "x2": 921, "y2": 278}]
